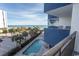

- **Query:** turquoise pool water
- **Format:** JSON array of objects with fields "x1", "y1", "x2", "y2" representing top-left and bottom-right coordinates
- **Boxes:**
[{"x1": 23, "y1": 40, "x2": 43, "y2": 55}]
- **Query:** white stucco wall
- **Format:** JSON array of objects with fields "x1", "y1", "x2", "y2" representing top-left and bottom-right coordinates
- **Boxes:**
[
  {"x1": 59, "y1": 17, "x2": 71, "y2": 27},
  {"x1": 52, "y1": 20, "x2": 59, "y2": 26},
  {"x1": 49, "y1": 16, "x2": 71, "y2": 28},
  {"x1": 70, "y1": 4, "x2": 79, "y2": 52},
  {"x1": 0, "y1": 10, "x2": 7, "y2": 28}
]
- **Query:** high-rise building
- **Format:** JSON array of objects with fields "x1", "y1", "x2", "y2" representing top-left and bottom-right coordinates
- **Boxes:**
[
  {"x1": 0, "y1": 10, "x2": 7, "y2": 32},
  {"x1": 0, "y1": 10, "x2": 7, "y2": 28}
]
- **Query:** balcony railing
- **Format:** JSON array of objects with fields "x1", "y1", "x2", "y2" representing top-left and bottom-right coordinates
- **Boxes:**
[
  {"x1": 43, "y1": 31, "x2": 76, "y2": 56},
  {"x1": 44, "y1": 28, "x2": 70, "y2": 47}
]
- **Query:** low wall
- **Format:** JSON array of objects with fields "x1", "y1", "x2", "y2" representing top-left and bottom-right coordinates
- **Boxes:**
[{"x1": 44, "y1": 28, "x2": 70, "y2": 47}]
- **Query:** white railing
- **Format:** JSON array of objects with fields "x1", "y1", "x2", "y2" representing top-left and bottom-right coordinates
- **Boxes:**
[{"x1": 42, "y1": 31, "x2": 76, "y2": 56}]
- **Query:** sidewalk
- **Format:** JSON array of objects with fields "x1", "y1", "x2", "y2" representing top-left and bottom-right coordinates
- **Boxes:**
[
  {"x1": 0, "y1": 34, "x2": 31, "y2": 56},
  {"x1": 0, "y1": 37, "x2": 17, "y2": 55}
]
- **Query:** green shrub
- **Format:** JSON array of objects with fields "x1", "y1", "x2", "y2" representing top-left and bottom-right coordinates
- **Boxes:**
[{"x1": 2, "y1": 28, "x2": 8, "y2": 33}]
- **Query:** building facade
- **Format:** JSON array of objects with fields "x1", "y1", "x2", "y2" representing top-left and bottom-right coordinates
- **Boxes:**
[
  {"x1": 0, "y1": 10, "x2": 7, "y2": 32},
  {"x1": 44, "y1": 3, "x2": 79, "y2": 53}
]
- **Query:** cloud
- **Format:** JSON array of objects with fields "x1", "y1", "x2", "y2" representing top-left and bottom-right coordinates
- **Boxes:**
[
  {"x1": 0, "y1": 3, "x2": 48, "y2": 25},
  {"x1": 8, "y1": 12, "x2": 48, "y2": 25},
  {"x1": 9, "y1": 17, "x2": 48, "y2": 25},
  {"x1": 8, "y1": 10, "x2": 48, "y2": 19},
  {"x1": 8, "y1": 11, "x2": 48, "y2": 25}
]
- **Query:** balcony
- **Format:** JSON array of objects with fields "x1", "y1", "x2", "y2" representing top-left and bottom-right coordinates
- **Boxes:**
[
  {"x1": 44, "y1": 28, "x2": 70, "y2": 48},
  {"x1": 43, "y1": 31, "x2": 76, "y2": 56}
]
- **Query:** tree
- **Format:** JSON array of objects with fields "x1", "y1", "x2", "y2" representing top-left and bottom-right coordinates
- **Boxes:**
[
  {"x1": 28, "y1": 26, "x2": 39, "y2": 37},
  {"x1": 12, "y1": 35, "x2": 17, "y2": 42},
  {"x1": 29, "y1": 29, "x2": 35, "y2": 37},
  {"x1": 32, "y1": 26, "x2": 40, "y2": 34},
  {"x1": 16, "y1": 35, "x2": 24, "y2": 47},
  {"x1": 22, "y1": 31, "x2": 28, "y2": 40},
  {"x1": 15, "y1": 27, "x2": 21, "y2": 33},
  {"x1": 8, "y1": 28, "x2": 15, "y2": 35},
  {"x1": 3, "y1": 28, "x2": 8, "y2": 33},
  {"x1": 12, "y1": 34, "x2": 24, "y2": 47}
]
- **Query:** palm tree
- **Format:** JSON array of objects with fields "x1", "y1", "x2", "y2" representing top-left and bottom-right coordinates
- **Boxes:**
[
  {"x1": 12, "y1": 34, "x2": 24, "y2": 47},
  {"x1": 32, "y1": 26, "x2": 40, "y2": 35},
  {"x1": 29, "y1": 29, "x2": 35, "y2": 37},
  {"x1": 12, "y1": 35, "x2": 17, "y2": 42},
  {"x1": 22, "y1": 31, "x2": 28, "y2": 40},
  {"x1": 8, "y1": 28, "x2": 15, "y2": 36},
  {"x1": 16, "y1": 35, "x2": 24, "y2": 47},
  {"x1": 28, "y1": 26, "x2": 40, "y2": 38},
  {"x1": 3, "y1": 28, "x2": 8, "y2": 33}
]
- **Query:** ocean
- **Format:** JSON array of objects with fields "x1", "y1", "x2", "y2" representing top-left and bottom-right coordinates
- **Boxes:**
[{"x1": 8, "y1": 25, "x2": 48, "y2": 29}]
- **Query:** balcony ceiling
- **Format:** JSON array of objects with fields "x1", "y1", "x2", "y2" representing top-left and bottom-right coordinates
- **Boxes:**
[{"x1": 46, "y1": 4, "x2": 73, "y2": 17}]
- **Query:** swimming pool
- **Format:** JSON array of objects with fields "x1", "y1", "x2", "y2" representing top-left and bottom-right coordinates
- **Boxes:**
[{"x1": 23, "y1": 39, "x2": 49, "y2": 56}]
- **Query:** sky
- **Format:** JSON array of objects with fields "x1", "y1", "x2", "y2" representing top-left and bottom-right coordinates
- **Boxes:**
[{"x1": 0, "y1": 3, "x2": 48, "y2": 25}]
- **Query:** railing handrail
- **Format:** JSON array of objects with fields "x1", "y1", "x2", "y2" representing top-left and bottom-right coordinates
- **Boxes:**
[{"x1": 42, "y1": 31, "x2": 76, "y2": 56}]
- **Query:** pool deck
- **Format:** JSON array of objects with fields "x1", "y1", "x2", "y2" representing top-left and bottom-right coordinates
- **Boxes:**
[
  {"x1": 14, "y1": 32, "x2": 44, "y2": 56},
  {"x1": 0, "y1": 37, "x2": 17, "y2": 55},
  {"x1": 0, "y1": 34, "x2": 31, "y2": 56}
]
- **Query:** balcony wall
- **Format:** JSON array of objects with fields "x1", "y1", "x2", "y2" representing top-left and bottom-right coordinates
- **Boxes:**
[
  {"x1": 44, "y1": 28, "x2": 70, "y2": 48},
  {"x1": 44, "y1": 3, "x2": 71, "y2": 12},
  {"x1": 48, "y1": 26, "x2": 58, "y2": 28}
]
